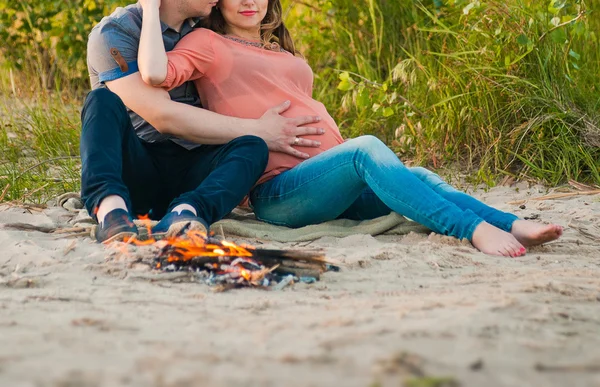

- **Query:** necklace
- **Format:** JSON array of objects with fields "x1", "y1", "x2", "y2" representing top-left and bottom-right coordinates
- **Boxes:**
[{"x1": 222, "y1": 34, "x2": 286, "y2": 53}]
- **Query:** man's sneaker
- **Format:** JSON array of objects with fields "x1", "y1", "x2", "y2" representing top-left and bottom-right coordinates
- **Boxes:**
[
  {"x1": 95, "y1": 208, "x2": 138, "y2": 243},
  {"x1": 152, "y1": 210, "x2": 208, "y2": 238}
]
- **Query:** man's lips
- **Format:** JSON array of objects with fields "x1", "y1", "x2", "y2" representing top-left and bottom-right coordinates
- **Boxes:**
[{"x1": 240, "y1": 11, "x2": 258, "y2": 16}]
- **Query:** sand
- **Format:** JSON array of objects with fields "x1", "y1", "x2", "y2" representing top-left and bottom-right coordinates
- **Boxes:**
[{"x1": 0, "y1": 183, "x2": 599, "y2": 387}]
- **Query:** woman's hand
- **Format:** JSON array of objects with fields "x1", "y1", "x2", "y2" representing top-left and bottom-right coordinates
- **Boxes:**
[
  {"x1": 139, "y1": 0, "x2": 160, "y2": 10},
  {"x1": 257, "y1": 101, "x2": 324, "y2": 159}
]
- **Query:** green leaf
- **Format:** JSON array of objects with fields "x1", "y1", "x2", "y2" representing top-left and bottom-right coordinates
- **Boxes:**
[
  {"x1": 550, "y1": 29, "x2": 567, "y2": 44},
  {"x1": 339, "y1": 71, "x2": 350, "y2": 81},
  {"x1": 569, "y1": 50, "x2": 581, "y2": 61},
  {"x1": 463, "y1": 1, "x2": 480, "y2": 15},
  {"x1": 356, "y1": 89, "x2": 370, "y2": 109},
  {"x1": 337, "y1": 79, "x2": 354, "y2": 91},
  {"x1": 382, "y1": 107, "x2": 394, "y2": 117},
  {"x1": 516, "y1": 34, "x2": 529, "y2": 46}
]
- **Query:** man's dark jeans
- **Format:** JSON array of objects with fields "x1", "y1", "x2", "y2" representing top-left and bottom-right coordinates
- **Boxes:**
[{"x1": 80, "y1": 88, "x2": 269, "y2": 224}]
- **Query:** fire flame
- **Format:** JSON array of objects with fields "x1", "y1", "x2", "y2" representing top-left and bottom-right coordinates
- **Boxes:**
[{"x1": 124, "y1": 227, "x2": 261, "y2": 282}]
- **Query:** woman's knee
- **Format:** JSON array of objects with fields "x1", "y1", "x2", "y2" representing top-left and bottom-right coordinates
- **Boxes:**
[
  {"x1": 409, "y1": 166, "x2": 433, "y2": 180},
  {"x1": 346, "y1": 135, "x2": 402, "y2": 168},
  {"x1": 409, "y1": 166, "x2": 448, "y2": 189},
  {"x1": 348, "y1": 135, "x2": 386, "y2": 152}
]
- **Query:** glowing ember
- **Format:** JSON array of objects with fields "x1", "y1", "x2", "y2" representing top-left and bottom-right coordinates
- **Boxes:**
[{"x1": 118, "y1": 222, "x2": 339, "y2": 290}]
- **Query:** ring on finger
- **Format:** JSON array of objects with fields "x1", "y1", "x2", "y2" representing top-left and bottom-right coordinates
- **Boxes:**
[{"x1": 293, "y1": 137, "x2": 300, "y2": 145}]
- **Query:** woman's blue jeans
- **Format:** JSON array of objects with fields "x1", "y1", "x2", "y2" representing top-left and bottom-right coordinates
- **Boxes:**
[{"x1": 249, "y1": 136, "x2": 518, "y2": 241}]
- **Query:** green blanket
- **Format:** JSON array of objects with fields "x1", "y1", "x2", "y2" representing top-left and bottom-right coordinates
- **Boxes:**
[{"x1": 212, "y1": 208, "x2": 429, "y2": 242}]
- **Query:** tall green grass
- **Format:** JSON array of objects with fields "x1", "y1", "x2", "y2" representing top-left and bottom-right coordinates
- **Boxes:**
[
  {"x1": 1, "y1": 0, "x2": 599, "y2": 204},
  {"x1": 0, "y1": 73, "x2": 81, "y2": 203},
  {"x1": 285, "y1": 0, "x2": 600, "y2": 185}
]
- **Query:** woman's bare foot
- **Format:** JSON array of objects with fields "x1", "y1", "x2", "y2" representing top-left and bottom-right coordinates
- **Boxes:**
[
  {"x1": 510, "y1": 220, "x2": 563, "y2": 247},
  {"x1": 471, "y1": 221, "x2": 526, "y2": 257}
]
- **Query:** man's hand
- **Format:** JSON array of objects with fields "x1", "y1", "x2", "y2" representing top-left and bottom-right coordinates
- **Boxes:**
[{"x1": 258, "y1": 101, "x2": 324, "y2": 159}]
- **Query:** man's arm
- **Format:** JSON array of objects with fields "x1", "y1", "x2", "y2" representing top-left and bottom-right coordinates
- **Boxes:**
[
  {"x1": 106, "y1": 74, "x2": 323, "y2": 158},
  {"x1": 87, "y1": 14, "x2": 323, "y2": 158}
]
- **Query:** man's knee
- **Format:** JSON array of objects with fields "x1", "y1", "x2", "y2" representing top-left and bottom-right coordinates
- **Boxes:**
[
  {"x1": 84, "y1": 88, "x2": 124, "y2": 108},
  {"x1": 231, "y1": 135, "x2": 269, "y2": 166},
  {"x1": 82, "y1": 88, "x2": 127, "y2": 120}
]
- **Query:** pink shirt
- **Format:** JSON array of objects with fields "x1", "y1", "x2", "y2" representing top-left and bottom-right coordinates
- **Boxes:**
[{"x1": 160, "y1": 28, "x2": 344, "y2": 185}]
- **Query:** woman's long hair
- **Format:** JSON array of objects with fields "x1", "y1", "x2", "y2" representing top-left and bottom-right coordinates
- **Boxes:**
[{"x1": 202, "y1": 0, "x2": 298, "y2": 55}]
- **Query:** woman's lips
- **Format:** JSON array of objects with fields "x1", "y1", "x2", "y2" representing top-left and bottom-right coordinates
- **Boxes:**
[{"x1": 240, "y1": 11, "x2": 257, "y2": 16}]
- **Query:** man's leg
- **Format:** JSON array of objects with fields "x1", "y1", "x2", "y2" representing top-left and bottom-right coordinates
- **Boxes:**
[
  {"x1": 80, "y1": 88, "x2": 162, "y2": 240},
  {"x1": 152, "y1": 135, "x2": 269, "y2": 235}
]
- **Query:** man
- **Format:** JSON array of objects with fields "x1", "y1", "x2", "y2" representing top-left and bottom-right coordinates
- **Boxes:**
[{"x1": 83, "y1": 0, "x2": 324, "y2": 242}]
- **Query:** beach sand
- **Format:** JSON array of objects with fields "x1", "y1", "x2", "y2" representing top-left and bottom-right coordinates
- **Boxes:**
[{"x1": 1, "y1": 183, "x2": 599, "y2": 387}]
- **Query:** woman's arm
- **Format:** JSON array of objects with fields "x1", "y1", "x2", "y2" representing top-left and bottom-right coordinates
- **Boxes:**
[{"x1": 138, "y1": 0, "x2": 168, "y2": 85}]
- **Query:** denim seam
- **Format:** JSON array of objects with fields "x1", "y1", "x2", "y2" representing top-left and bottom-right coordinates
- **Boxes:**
[
  {"x1": 361, "y1": 166, "x2": 484, "y2": 240},
  {"x1": 253, "y1": 160, "x2": 356, "y2": 200}
]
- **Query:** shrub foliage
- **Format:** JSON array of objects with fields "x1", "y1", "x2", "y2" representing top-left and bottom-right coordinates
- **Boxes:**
[{"x1": 1, "y1": 0, "x2": 599, "y2": 185}]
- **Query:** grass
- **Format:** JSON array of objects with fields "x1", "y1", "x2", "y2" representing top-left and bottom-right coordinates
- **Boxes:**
[
  {"x1": 285, "y1": 0, "x2": 600, "y2": 186},
  {"x1": 0, "y1": 72, "x2": 81, "y2": 204},
  {"x1": 1, "y1": 0, "x2": 600, "y2": 204}
]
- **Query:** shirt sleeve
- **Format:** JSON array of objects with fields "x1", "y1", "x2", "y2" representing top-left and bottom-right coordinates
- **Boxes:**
[
  {"x1": 87, "y1": 19, "x2": 140, "y2": 84},
  {"x1": 159, "y1": 29, "x2": 216, "y2": 91}
]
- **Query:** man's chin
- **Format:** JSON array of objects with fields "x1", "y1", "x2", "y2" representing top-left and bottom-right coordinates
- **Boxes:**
[{"x1": 195, "y1": 9, "x2": 212, "y2": 18}]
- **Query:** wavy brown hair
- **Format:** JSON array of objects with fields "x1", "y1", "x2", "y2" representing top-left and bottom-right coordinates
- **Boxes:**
[{"x1": 202, "y1": 0, "x2": 298, "y2": 55}]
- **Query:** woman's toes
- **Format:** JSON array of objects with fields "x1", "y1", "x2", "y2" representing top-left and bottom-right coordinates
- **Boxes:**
[{"x1": 501, "y1": 246, "x2": 513, "y2": 257}]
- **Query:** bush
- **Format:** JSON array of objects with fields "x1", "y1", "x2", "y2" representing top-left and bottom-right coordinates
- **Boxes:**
[
  {"x1": 0, "y1": 0, "x2": 128, "y2": 91},
  {"x1": 284, "y1": 0, "x2": 600, "y2": 184},
  {"x1": 1, "y1": 0, "x2": 598, "y2": 188}
]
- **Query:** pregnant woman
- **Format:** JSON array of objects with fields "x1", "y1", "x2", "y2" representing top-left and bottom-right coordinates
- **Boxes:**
[{"x1": 137, "y1": 0, "x2": 562, "y2": 256}]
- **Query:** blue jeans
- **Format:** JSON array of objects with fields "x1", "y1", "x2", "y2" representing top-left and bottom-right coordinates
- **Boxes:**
[
  {"x1": 80, "y1": 88, "x2": 269, "y2": 224},
  {"x1": 249, "y1": 136, "x2": 518, "y2": 241}
]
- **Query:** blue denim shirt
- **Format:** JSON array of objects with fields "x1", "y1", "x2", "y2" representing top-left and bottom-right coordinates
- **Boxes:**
[{"x1": 87, "y1": 3, "x2": 201, "y2": 149}]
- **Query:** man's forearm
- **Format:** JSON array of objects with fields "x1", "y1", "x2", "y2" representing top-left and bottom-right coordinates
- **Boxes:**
[
  {"x1": 156, "y1": 99, "x2": 258, "y2": 144},
  {"x1": 107, "y1": 73, "x2": 322, "y2": 157},
  {"x1": 106, "y1": 74, "x2": 256, "y2": 145}
]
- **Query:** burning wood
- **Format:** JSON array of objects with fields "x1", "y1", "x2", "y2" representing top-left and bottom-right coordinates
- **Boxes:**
[{"x1": 123, "y1": 222, "x2": 340, "y2": 290}]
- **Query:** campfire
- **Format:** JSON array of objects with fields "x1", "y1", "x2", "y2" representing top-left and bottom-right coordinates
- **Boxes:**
[{"x1": 122, "y1": 222, "x2": 340, "y2": 291}]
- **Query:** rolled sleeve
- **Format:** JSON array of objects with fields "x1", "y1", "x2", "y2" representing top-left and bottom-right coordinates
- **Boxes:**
[{"x1": 87, "y1": 20, "x2": 141, "y2": 85}]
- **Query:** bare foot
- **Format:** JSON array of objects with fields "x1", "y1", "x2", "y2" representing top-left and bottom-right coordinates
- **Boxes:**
[
  {"x1": 510, "y1": 220, "x2": 563, "y2": 247},
  {"x1": 471, "y1": 221, "x2": 526, "y2": 257}
]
